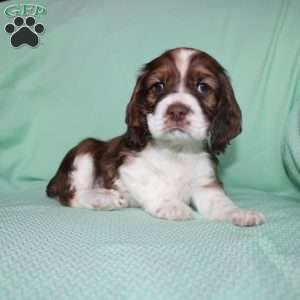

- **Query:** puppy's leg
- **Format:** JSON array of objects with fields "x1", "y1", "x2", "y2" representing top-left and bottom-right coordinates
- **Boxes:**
[
  {"x1": 137, "y1": 191, "x2": 193, "y2": 221},
  {"x1": 70, "y1": 154, "x2": 128, "y2": 210},
  {"x1": 147, "y1": 199, "x2": 193, "y2": 221},
  {"x1": 119, "y1": 165, "x2": 193, "y2": 221},
  {"x1": 71, "y1": 188, "x2": 127, "y2": 210},
  {"x1": 191, "y1": 186, "x2": 265, "y2": 226}
]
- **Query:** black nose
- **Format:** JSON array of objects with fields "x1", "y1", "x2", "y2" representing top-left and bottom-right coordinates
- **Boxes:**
[{"x1": 166, "y1": 103, "x2": 190, "y2": 121}]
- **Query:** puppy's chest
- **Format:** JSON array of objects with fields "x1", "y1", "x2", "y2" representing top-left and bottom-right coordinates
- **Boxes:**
[{"x1": 117, "y1": 146, "x2": 214, "y2": 196}]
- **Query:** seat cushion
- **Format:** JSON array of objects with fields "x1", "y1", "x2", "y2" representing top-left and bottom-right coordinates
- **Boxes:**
[{"x1": 0, "y1": 185, "x2": 299, "y2": 300}]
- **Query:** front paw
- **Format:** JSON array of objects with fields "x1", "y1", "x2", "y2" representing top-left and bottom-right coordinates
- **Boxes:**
[
  {"x1": 150, "y1": 203, "x2": 193, "y2": 221},
  {"x1": 110, "y1": 189, "x2": 128, "y2": 209},
  {"x1": 227, "y1": 209, "x2": 266, "y2": 226}
]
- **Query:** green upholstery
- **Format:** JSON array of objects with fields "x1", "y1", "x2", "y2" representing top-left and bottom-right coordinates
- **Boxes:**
[
  {"x1": 283, "y1": 102, "x2": 300, "y2": 190},
  {"x1": 0, "y1": 0, "x2": 299, "y2": 299}
]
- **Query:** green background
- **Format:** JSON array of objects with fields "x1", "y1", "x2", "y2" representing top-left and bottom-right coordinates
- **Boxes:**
[
  {"x1": 0, "y1": 0, "x2": 299, "y2": 197},
  {"x1": 0, "y1": 1, "x2": 300, "y2": 299}
]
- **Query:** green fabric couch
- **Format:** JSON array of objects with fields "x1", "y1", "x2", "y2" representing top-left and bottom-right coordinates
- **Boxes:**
[{"x1": 0, "y1": 1, "x2": 299, "y2": 299}]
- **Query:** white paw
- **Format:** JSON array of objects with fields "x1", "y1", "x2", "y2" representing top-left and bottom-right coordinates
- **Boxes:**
[
  {"x1": 109, "y1": 189, "x2": 128, "y2": 209},
  {"x1": 227, "y1": 209, "x2": 266, "y2": 226},
  {"x1": 152, "y1": 203, "x2": 193, "y2": 221}
]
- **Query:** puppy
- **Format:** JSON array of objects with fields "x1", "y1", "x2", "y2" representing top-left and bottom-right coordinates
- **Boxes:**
[{"x1": 46, "y1": 47, "x2": 265, "y2": 226}]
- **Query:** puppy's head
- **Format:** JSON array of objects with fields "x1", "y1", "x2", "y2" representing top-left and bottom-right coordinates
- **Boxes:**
[{"x1": 125, "y1": 47, "x2": 241, "y2": 154}]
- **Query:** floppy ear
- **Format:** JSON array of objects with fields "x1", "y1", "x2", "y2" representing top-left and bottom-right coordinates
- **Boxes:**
[
  {"x1": 125, "y1": 74, "x2": 150, "y2": 149},
  {"x1": 210, "y1": 71, "x2": 242, "y2": 154}
]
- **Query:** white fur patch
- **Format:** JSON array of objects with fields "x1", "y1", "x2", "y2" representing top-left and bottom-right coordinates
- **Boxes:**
[
  {"x1": 118, "y1": 142, "x2": 215, "y2": 219},
  {"x1": 69, "y1": 154, "x2": 128, "y2": 210},
  {"x1": 70, "y1": 154, "x2": 95, "y2": 191},
  {"x1": 175, "y1": 49, "x2": 195, "y2": 92}
]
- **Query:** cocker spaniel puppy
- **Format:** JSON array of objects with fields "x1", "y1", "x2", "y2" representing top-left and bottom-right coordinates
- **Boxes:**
[{"x1": 47, "y1": 47, "x2": 265, "y2": 226}]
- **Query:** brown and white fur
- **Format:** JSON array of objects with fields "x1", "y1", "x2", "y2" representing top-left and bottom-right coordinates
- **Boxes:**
[{"x1": 46, "y1": 47, "x2": 265, "y2": 226}]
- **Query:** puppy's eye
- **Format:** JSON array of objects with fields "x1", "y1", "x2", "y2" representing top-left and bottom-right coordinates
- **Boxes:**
[
  {"x1": 151, "y1": 81, "x2": 165, "y2": 93},
  {"x1": 196, "y1": 82, "x2": 210, "y2": 94}
]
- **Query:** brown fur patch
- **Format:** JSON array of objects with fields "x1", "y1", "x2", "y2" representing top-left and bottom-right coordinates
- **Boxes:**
[{"x1": 202, "y1": 180, "x2": 223, "y2": 189}]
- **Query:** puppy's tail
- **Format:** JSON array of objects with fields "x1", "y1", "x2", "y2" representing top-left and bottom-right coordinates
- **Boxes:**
[
  {"x1": 46, "y1": 147, "x2": 77, "y2": 203},
  {"x1": 46, "y1": 166, "x2": 74, "y2": 206},
  {"x1": 46, "y1": 176, "x2": 59, "y2": 198}
]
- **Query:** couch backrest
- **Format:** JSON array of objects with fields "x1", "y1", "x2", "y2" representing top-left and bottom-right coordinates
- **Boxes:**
[{"x1": 0, "y1": 0, "x2": 299, "y2": 197}]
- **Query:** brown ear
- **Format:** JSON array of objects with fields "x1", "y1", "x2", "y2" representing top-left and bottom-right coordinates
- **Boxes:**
[
  {"x1": 125, "y1": 73, "x2": 150, "y2": 149},
  {"x1": 210, "y1": 71, "x2": 242, "y2": 154}
]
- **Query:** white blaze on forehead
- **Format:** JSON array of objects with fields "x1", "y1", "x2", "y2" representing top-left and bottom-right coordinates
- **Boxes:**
[{"x1": 174, "y1": 49, "x2": 196, "y2": 92}]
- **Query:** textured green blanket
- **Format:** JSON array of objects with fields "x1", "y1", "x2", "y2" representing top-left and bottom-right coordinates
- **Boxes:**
[{"x1": 0, "y1": 186, "x2": 300, "y2": 299}]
